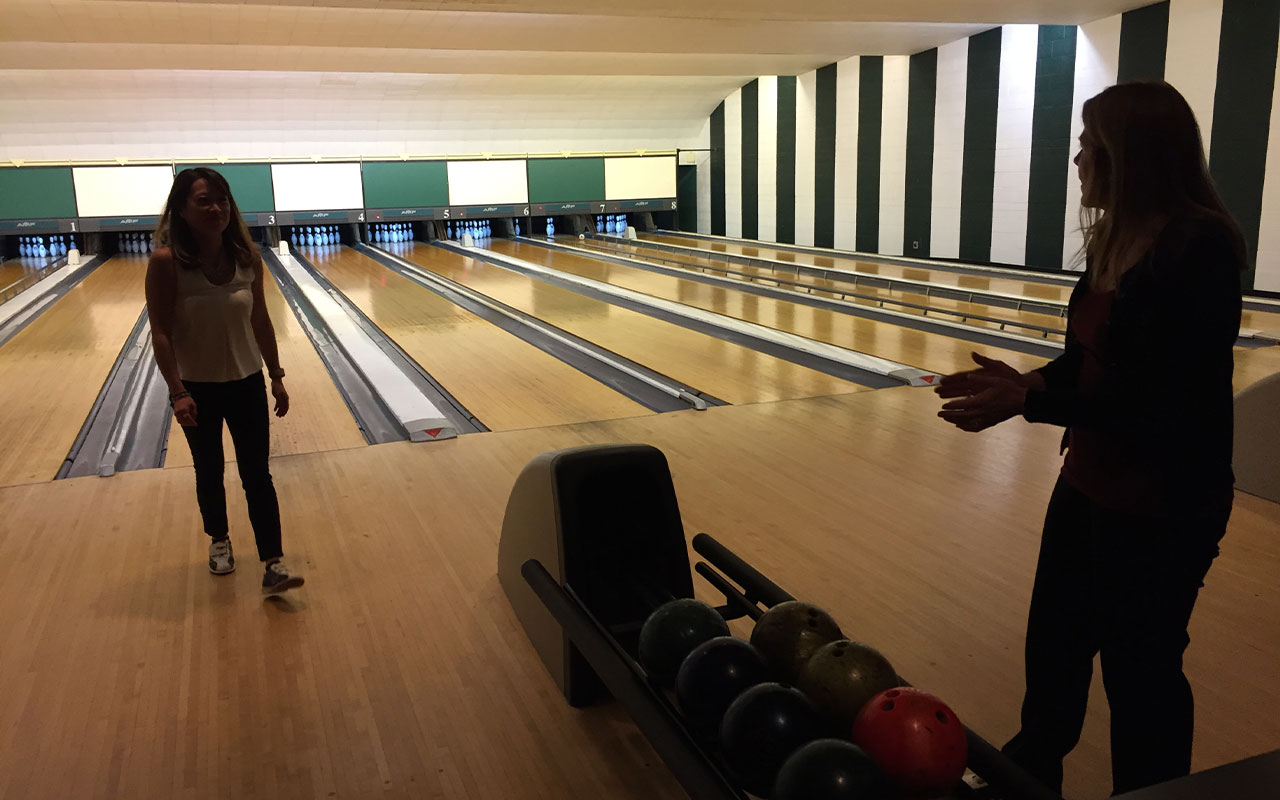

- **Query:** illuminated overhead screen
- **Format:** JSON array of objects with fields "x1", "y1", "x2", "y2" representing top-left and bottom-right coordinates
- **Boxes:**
[
  {"x1": 271, "y1": 163, "x2": 364, "y2": 211},
  {"x1": 604, "y1": 156, "x2": 677, "y2": 200},
  {"x1": 447, "y1": 160, "x2": 529, "y2": 206},
  {"x1": 72, "y1": 166, "x2": 174, "y2": 217}
]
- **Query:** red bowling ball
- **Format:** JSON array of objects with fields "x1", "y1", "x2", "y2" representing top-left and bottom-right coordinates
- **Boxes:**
[{"x1": 850, "y1": 687, "x2": 968, "y2": 797}]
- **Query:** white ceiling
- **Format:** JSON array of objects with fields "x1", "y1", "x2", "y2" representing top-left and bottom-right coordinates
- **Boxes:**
[{"x1": 0, "y1": 0, "x2": 1153, "y2": 162}]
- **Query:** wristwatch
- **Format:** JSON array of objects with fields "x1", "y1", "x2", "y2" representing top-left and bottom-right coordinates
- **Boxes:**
[{"x1": 268, "y1": 367, "x2": 286, "y2": 380}]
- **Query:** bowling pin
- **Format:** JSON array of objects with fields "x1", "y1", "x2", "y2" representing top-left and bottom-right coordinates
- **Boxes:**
[
  {"x1": 291, "y1": 227, "x2": 299, "y2": 246},
  {"x1": 37, "y1": 237, "x2": 48, "y2": 257}
]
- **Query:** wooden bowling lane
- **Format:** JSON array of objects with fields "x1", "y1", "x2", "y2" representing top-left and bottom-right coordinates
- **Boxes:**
[
  {"x1": 590, "y1": 237, "x2": 1069, "y2": 339},
  {"x1": 494, "y1": 240, "x2": 1052, "y2": 378},
  {"x1": 1242, "y1": 305, "x2": 1280, "y2": 339},
  {"x1": 641, "y1": 232, "x2": 1074, "y2": 303},
  {"x1": 306, "y1": 244, "x2": 649, "y2": 431},
  {"x1": 164, "y1": 259, "x2": 366, "y2": 469},
  {"x1": 0, "y1": 259, "x2": 41, "y2": 294},
  {"x1": 0, "y1": 255, "x2": 148, "y2": 487},
  {"x1": 1234, "y1": 345, "x2": 1280, "y2": 392},
  {"x1": 399, "y1": 244, "x2": 865, "y2": 406}
]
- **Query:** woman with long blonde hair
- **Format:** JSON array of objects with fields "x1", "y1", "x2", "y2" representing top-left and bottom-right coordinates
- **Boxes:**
[
  {"x1": 145, "y1": 167, "x2": 303, "y2": 595},
  {"x1": 936, "y1": 83, "x2": 1244, "y2": 794}
]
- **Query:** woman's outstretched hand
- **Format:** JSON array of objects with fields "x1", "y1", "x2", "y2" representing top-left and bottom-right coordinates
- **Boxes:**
[
  {"x1": 935, "y1": 353, "x2": 1032, "y2": 433},
  {"x1": 935, "y1": 352, "x2": 1025, "y2": 399}
]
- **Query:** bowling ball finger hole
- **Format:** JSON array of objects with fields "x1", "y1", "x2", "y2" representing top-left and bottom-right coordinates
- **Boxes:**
[
  {"x1": 881, "y1": 701, "x2": 895, "y2": 711},
  {"x1": 936, "y1": 711, "x2": 949, "y2": 723}
]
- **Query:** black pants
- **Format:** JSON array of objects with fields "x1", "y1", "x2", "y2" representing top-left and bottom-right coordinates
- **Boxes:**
[
  {"x1": 180, "y1": 372, "x2": 283, "y2": 562},
  {"x1": 1003, "y1": 478, "x2": 1229, "y2": 796}
]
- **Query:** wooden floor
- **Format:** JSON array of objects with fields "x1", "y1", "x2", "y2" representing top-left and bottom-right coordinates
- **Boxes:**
[
  {"x1": 644, "y1": 232, "x2": 1280, "y2": 340},
  {"x1": 309, "y1": 244, "x2": 649, "y2": 431},
  {"x1": 637, "y1": 233, "x2": 1280, "y2": 392},
  {"x1": 165, "y1": 260, "x2": 366, "y2": 469},
  {"x1": 1, "y1": 387, "x2": 1277, "y2": 800},
  {"x1": 0, "y1": 256, "x2": 53, "y2": 298},
  {"x1": 598, "y1": 237, "x2": 1070, "y2": 337},
  {"x1": 495, "y1": 239, "x2": 1054, "y2": 377},
  {"x1": 400, "y1": 242, "x2": 866, "y2": 406},
  {"x1": 0, "y1": 255, "x2": 146, "y2": 487},
  {"x1": 644, "y1": 232, "x2": 1076, "y2": 302}
]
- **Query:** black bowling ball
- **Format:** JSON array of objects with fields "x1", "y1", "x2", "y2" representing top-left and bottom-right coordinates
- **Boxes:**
[
  {"x1": 719, "y1": 682, "x2": 821, "y2": 798},
  {"x1": 773, "y1": 738, "x2": 889, "y2": 800},
  {"x1": 676, "y1": 636, "x2": 770, "y2": 732}
]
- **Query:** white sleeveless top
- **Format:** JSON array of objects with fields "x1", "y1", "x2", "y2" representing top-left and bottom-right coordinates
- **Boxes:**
[{"x1": 171, "y1": 259, "x2": 263, "y2": 383}]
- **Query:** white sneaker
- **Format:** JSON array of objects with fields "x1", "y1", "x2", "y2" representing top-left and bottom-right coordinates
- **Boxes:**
[
  {"x1": 262, "y1": 560, "x2": 304, "y2": 595},
  {"x1": 209, "y1": 538, "x2": 235, "y2": 575}
]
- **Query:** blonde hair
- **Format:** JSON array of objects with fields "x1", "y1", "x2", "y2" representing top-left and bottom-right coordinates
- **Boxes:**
[{"x1": 1078, "y1": 82, "x2": 1244, "y2": 289}]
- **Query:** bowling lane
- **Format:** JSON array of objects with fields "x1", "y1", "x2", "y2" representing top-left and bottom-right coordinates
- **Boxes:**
[
  {"x1": 642, "y1": 232, "x2": 1074, "y2": 303},
  {"x1": 307, "y1": 244, "x2": 649, "y2": 431},
  {"x1": 0, "y1": 256, "x2": 58, "y2": 302},
  {"x1": 588, "y1": 237, "x2": 1068, "y2": 339},
  {"x1": 0, "y1": 260, "x2": 38, "y2": 291},
  {"x1": 399, "y1": 244, "x2": 866, "y2": 406},
  {"x1": 1234, "y1": 346, "x2": 1280, "y2": 393},
  {"x1": 164, "y1": 258, "x2": 366, "y2": 469},
  {"x1": 493, "y1": 240, "x2": 1052, "y2": 378},
  {"x1": 0, "y1": 255, "x2": 147, "y2": 487},
  {"x1": 1242, "y1": 306, "x2": 1280, "y2": 339}
]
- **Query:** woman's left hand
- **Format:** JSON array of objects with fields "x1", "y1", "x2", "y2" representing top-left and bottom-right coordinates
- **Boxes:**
[
  {"x1": 271, "y1": 378, "x2": 290, "y2": 418},
  {"x1": 937, "y1": 375, "x2": 1027, "y2": 432}
]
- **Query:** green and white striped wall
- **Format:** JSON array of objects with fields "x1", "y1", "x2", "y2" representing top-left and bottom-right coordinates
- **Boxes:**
[{"x1": 700, "y1": 0, "x2": 1280, "y2": 293}]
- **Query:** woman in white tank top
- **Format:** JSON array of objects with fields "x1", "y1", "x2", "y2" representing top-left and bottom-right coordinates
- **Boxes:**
[{"x1": 145, "y1": 167, "x2": 303, "y2": 595}]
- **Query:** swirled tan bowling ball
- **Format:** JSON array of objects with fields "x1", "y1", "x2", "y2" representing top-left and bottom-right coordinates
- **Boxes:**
[
  {"x1": 797, "y1": 639, "x2": 900, "y2": 727},
  {"x1": 749, "y1": 601, "x2": 843, "y2": 683}
]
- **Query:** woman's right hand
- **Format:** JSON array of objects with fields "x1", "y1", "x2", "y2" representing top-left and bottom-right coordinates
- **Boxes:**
[
  {"x1": 173, "y1": 395, "x2": 198, "y2": 427},
  {"x1": 935, "y1": 352, "x2": 1031, "y2": 399}
]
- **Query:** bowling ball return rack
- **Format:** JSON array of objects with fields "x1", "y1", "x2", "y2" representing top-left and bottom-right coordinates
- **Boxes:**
[{"x1": 498, "y1": 444, "x2": 1064, "y2": 800}]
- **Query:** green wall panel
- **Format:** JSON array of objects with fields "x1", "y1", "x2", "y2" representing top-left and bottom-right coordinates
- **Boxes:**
[
  {"x1": 182, "y1": 163, "x2": 275, "y2": 213},
  {"x1": 361, "y1": 161, "x2": 450, "y2": 209},
  {"x1": 0, "y1": 167, "x2": 77, "y2": 220},
  {"x1": 527, "y1": 158, "x2": 606, "y2": 204}
]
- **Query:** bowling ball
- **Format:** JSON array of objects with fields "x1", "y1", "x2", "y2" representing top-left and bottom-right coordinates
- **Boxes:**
[
  {"x1": 797, "y1": 640, "x2": 900, "y2": 729},
  {"x1": 773, "y1": 738, "x2": 889, "y2": 800},
  {"x1": 578, "y1": 233, "x2": 586, "y2": 240},
  {"x1": 676, "y1": 636, "x2": 770, "y2": 734},
  {"x1": 749, "y1": 601, "x2": 844, "y2": 683},
  {"x1": 637, "y1": 599, "x2": 730, "y2": 687},
  {"x1": 851, "y1": 688, "x2": 968, "y2": 797},
  {"x1": 720, "y1": 682, "x2": 822, "y2": 797}
]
